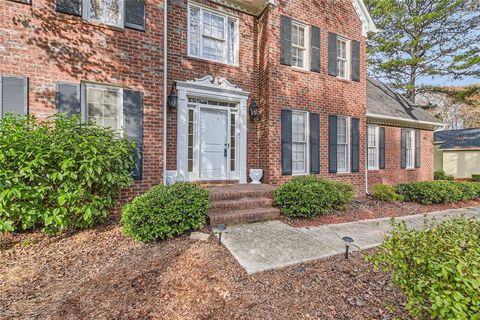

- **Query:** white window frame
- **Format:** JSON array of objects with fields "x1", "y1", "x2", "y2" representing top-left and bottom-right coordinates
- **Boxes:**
[
  {"x1": 84, "y1": 83, "x2": 124, "y2": 135},
  {"x1": 291, "y1": 110, "x2": 309, "y2": 175},
  {"x1": 337, "y1": 116, "x2": 350, "y2": 173},
  {"x1": 405, "y1": 129, "x2": 415, "y2": 169},
  {"x1": 187, "y1": 3, "x2": 239, "y2": 66},
  {"x1": 367, "y1": 125, "x2": 379, "y2": 170},
  {"x1": 336, "y1": 37, "x2": 350, "y2": 80},
  {"x1": 291, "y1": 21, "x2": 310, "y2": 71},
  {"x1": 84, "y1": 0, "x2": 125, "y2": 28}
]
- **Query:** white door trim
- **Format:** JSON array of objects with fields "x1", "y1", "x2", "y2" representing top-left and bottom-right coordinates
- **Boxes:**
[{"x1": 175, "y1": 76, "x2": 249, "y2": 183}]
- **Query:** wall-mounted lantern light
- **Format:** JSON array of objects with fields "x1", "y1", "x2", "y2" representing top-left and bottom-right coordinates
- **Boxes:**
[
  {"x1": 168, "y1": 83, "x2": 178, "y2": 109},
  {"x1": 249, "y1": 100, "x2": 259, "y2": 120}
]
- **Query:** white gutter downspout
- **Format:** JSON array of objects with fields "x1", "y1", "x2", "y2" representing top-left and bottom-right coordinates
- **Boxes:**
[{"x1": 162, "y1": 0, "x2": 168, "y2": 185}]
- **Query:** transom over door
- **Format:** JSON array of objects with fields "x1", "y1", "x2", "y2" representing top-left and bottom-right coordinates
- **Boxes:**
[{"x1": 199, "y1": 108, "x2": 228, "y2": 179}]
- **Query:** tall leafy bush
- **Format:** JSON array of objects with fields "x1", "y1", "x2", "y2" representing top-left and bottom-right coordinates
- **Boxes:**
[
  {"x1": 121, "y1": 182, "x2": 210, "y2": 242},
  {"x1": 274, "y1": 176, "x2": 355, "y2": 218},
  {"x1": 0, "y1": 114, "x2": 135, "y2": 233},
  {"x1": 368, "y1": 218, "x2": 480, "y2": 319}
]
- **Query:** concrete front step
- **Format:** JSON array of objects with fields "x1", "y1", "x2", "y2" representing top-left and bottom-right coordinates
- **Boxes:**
[
  {"x1": 209, "y1": 197, "x2": 274, "y2": 213},
  {"x1": 209, "y1": 207, "x2": 281, "y2": 225}
]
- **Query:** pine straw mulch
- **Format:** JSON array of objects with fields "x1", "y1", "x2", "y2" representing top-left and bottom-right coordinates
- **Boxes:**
[
  {"x1": 1, "y1": 221, "x2": 411, "y2": 320},
  {"x1": 282, "y1": 198, "x2": 480, "y2": 228}
]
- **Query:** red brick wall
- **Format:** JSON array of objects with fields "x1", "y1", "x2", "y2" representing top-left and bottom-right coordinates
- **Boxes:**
[
  {"x1": 367, "y1": 126, "x2": 435, "y2": 192},
  {"x1": 259, "y1": 0, "x2": 367, "y2": 194},
  {"x1": 0, "y1": 0, "x2": 165, "y2": 200},
  {"x1": 166, "y1": 0, "x2": 259, "y2": 171}
]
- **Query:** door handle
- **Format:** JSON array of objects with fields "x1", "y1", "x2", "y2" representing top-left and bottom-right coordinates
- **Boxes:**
[{"x1": 224, "y1": 143, "x2": 229, "y2": 158}]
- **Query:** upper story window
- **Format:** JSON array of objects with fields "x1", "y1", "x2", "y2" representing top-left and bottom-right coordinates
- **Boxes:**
[
  {"x1": 405, "y1": 129, "x2": 415, "y2": 169},
  {"x1": 337, "y1": 116, "x2": 350, "y2": 173},
  {"x1": 336, "y1": 37, "x2": 350, "y2": 79},
  {"x1": 86, "y1": 83, "x2": 123, "y2": 133},
  {"x1": 291, "y1": 22, "x2": 308, "y2": 69},
  {"x1": 188, "y1": 5, "x2": 239, "y2": 65},
  {"x1": 292, "y1": 111, "x2": 308, "y2": 174},
  {"x1": 367, "y1": 125, "x2": 379, "y2": 170},
  {"x1": 85, "y1": 0, "x2": 125, "y2": 28}
]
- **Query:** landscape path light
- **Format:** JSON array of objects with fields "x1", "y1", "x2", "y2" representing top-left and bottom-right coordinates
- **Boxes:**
[{"x1": 342, "y1": 236, "x2": 354, "y2": 259}]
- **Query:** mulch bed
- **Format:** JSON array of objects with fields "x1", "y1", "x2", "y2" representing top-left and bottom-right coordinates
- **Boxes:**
[
  {"x1": 1, "y1": 221, "x2": 411, "y2": 320},
  {"x1": 282, "y1": 197, "x2": 480, "y2": 228}
]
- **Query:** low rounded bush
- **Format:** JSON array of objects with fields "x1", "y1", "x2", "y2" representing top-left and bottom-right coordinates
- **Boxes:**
[
  {"x1": 371, "y1": 184, "x2": 404, "y2": 202},
  {"x1": 368, "y1": 217, "x2": 480, "y2": 319},
  {"x1": 274, "y1": 176, "x2": 355, "y2": 218},
  {"x1": 396, "y1": 181, "x2": 480, "y2": 205},
  {"x1": 0, "y1": 114, "x2": 135, "y2": 233},
  {"x1": 434, "y1": 169, "x2": 454, "y2": 181},
  {"x1": 472, "y1": 174, "x2": 480, "y2": 182},
  {"x1": 121, "y1": 182, "x2": 210, "y2": 242}
]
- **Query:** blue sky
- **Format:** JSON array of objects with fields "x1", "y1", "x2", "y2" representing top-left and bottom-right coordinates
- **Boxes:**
[{"x1": 418, "y1": 76, "x2": 480, "y2": 87}]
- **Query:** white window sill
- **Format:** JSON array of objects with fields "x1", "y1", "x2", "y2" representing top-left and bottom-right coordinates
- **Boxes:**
[
  {"x1": 292, "y1": 172, "x2": 309, "y2": 176},
  {"x1": 291, "y1": 66, "x2": 310, "y2": 73}
]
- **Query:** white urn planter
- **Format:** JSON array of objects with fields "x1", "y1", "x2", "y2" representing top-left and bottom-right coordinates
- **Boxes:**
[{"x1": 249, "y1": 168, "x2": 263, "y2": 184}]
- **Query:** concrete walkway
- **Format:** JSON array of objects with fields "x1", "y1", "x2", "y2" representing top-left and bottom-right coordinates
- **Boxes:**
[{"x1": 219, "y1": 205, "x2": 480, "y2": 274}]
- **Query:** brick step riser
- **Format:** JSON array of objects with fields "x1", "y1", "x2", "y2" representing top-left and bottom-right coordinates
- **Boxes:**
[
  {"x1": 209, "y1": 191, "x2": 274, "y2": 201},
  {"x1": 209, "y1": 199, "x2": 274, "y2": 213}
]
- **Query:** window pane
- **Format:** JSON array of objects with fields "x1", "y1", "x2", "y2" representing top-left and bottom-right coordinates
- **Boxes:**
[
  {"x1": 188, "y1": 109, "x2": 194, "y2": 172},
  {"x1": 230, "y1": 113, "x2": 236, "y2": 171},
  {"x1": 227, "y1": 20, "x2": 236, "y2": 64},
  {"x1": 89, "y1": 0, "x2": 123, "y2": 27},
  {"x1": 202, "y1": 37, "x2": 224, "y2": 61},
  {"x1": 292, "y1": 143, "x2": 306, "y2": 172},
  {"x1": 189, "y1": 8, "x2": 200, "y2": 56},
  {"x1": 203, "y1": 11, "x2": 225, "y2": 39}
]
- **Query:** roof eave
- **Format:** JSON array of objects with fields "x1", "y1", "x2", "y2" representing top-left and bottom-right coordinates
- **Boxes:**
[{"x1": 367, "y1": 113, "x2": 445, "y2": 130}]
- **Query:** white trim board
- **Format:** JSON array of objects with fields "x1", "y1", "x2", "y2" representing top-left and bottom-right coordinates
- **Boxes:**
[{"x1": 174, "y1": 75, "x2": 249, "y2": 183}]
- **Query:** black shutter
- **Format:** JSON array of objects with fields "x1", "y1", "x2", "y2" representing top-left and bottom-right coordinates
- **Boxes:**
[
  {"x1": 80, "y1": 83, "x2": 88, "y2": 121},
  {"x1": 328, "y1": 115, "x2": 337, "y2": 173},
  {"x1": 56, "y1": 0, "x2": 82, "y2": 16},
  {"x1": 401, "y1": 129, "x2": 407, "y2": 169},
  {"x1": 310, "y1": 26, "x2": 321, "y2": 73},
  {"x1": 1, "y1": 75, "x2": 28, "y2": 117},
  {"x1": 379, "y1": 127, "x2": 385, "y2": 169},
  {"x1": 125, "y1": 0, "x2": 145, "y2": 31},
  {"x1": 281, "y1": 109, "x2": 292, "y2": 175},
  {"x1": 328, "y1": 33, "x2": 337, "y2": 76},
  {"x1": 280, "y1": 16, "x2": 292, "y2": 66},
  {"x1": 415, "y1": 129, "x2": 421, "y2": 168},
  {"x1": 56, "y1": 82, "x2": 81, "y2": 116},
  {"x1": 124, "y1": 90, "x2": 144, "y2": 180},
  {"x1": 351, "y1": 118, "x2": 360, "y2": 172},
  {"x1": 351, "y1": 40, "x2": 360, "y2": 82},
  {"x1": 310, "y1": 113, "x2": 320, "y2": 174}
]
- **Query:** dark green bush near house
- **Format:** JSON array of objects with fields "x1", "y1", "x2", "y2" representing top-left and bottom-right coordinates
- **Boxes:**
[
  {"x1": 396, "y1": 181, "x2": 480, "y2": 205},
  {"x1": 433, "y1": 169, "x2": 454, "y2": 181},
  {"x1": 371, "y1": 184, "x2": 404, "y2": 202},
  {"x1": 0, "y1": 114, "x2": 135, "y2": 233},
  {"x1": 472, "y1": 174, "x2": 480, "y2": 182},
  {"x1": 121, "y1": 182, "x2": 210, "y2": 242},
  {"x1": 368, "y1": 217, "x2": 480, "y2": 320},
  {"x1": 274, "y1": 176, "x2": 355, "y2": 218}
]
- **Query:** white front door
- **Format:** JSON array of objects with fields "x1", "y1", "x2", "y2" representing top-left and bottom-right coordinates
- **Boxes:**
[{"x1": 199, "y1": 108, "x2": 228, "y2": 179}]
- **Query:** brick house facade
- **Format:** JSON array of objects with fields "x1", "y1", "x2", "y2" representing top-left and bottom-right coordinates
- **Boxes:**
[{"x1": 0, "y1": 0, "x2": 441, "y2": 198}]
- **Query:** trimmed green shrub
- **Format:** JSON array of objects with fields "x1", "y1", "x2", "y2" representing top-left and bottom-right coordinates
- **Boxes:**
[
  {"x1": 274, "y1": 176, "x2": 355, "y2": 218},
  {"x1": 372, "y1": 184, "x2": 404, "y2": 202},
  {"x1": 121, "y1": 182, "x2": 210, "y2": 242},
  {"x1": 434, "y1": 169, "x2": 454, "y2": 181},
  {"x1": 396, "y1": 181, "x2": 480, "y2": 204},
  {"x1": 368, "y1": 217, "x2": 480, "y2": 319},
  {"x1": 472, "y1": 174, "x2": 480, "y2": 182},
  {"x1": 0, "y1": 114, "x2": 135, "y2": 233}
]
